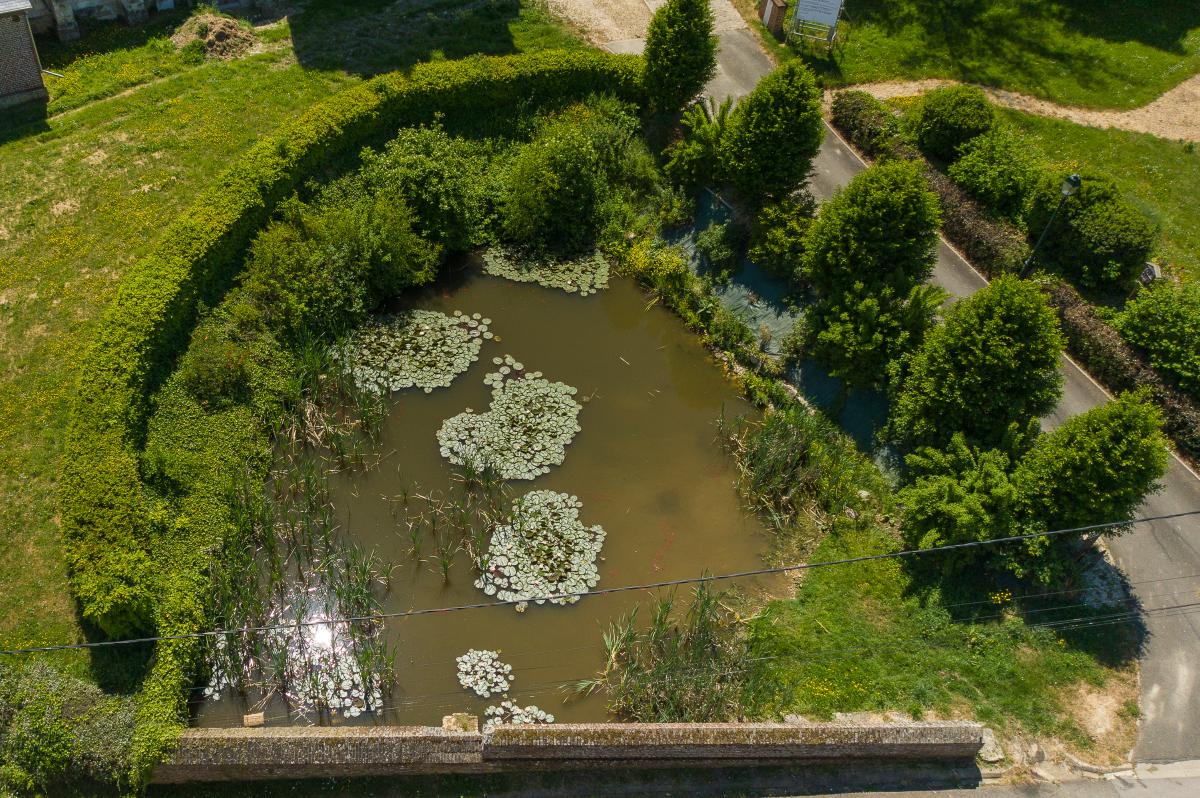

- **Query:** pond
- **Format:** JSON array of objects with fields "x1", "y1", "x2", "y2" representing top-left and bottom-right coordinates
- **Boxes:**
[{"x1": 194, "y1": 255, "x2": 781, "y2": 728}]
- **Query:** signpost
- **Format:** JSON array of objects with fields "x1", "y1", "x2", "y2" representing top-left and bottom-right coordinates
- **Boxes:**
[{"x1": 791, "y1": 0, "x2": 844, "y2": 45}]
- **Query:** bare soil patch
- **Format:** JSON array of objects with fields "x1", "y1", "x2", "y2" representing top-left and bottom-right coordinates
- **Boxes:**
[{"x1": 171, "y1": 14, "x2": 258, "y2": 60}]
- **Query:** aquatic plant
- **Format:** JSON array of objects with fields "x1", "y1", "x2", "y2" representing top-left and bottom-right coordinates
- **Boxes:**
[
  {"x1": 336, "y1": 309, "x2": 491, "y2": 395},
  {"x1": 483, "y1": 700, "x2": 555, "y2": 731},
  {"x1": 576, "y1": 583, "x2": 745, "y2": 722},
  {"x1": 474, "y1": 490, "x2": 605, "y2": 610},
  {"x1": 456, "y1": 649, "x2": 514, "y2": 698},
  {"x1": 201, "y1": 457, "x2": 395, "y2": 724},
  {"x1": 437, "y1": 355, "x2": 583, "y2": 480},
  {"x1": 482, "y1": 247, "x2": 610, "y2": 296}
]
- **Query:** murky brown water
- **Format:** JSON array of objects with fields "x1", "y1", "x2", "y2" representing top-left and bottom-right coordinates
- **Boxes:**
[{"x1": 196, "y1": 260, "x2": 778, "y2": 727}]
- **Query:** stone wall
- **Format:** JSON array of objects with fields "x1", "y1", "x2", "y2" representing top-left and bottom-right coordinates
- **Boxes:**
[
  {"x1": 153, "y1": 721, "x2": 983, "y2": 783},
  {"x1": 0, "y1": 3, "x2": 48, "y2": 109}
]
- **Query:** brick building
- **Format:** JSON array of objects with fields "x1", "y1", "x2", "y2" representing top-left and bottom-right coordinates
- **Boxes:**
[{"x1": 0, "y1": 0, "x2": 48, "y2": 109}]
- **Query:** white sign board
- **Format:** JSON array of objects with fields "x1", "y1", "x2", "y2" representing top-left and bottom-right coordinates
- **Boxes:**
[{"x1": 794, "y1": 0, "x2": 843, "y2": 28}]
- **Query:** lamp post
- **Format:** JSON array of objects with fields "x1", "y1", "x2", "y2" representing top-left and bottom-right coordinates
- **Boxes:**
[{"x1": 1021, "y1": 173, "x2": 1081, "y2": 278}]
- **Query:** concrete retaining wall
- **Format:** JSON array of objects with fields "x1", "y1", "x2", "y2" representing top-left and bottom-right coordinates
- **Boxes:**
[{"x1": 153, "y1": 721, "x2": 983, "y2": 783}]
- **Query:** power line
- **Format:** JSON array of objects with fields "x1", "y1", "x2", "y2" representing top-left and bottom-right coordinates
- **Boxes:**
[{"x1": 2, "y1": 509, "x2": 1198, "y2": 656}]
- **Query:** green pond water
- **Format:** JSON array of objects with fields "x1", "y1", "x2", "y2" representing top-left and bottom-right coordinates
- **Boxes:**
[{"x1": 195, "y1": 257, "x2": 781, "y2": 727}]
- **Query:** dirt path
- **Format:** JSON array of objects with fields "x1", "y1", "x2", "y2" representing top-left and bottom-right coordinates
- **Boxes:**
[
  {"x1": 827, "y1": 74, "x2": 1200, "y2": 143},
  {"x1": 548, "y1": 0, "x2": 744, "y2": 45}
]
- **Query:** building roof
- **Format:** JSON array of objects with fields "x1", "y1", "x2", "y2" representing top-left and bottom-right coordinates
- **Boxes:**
[{"x1": 0, "y1": 0, "x2": 33, "y2": 14}]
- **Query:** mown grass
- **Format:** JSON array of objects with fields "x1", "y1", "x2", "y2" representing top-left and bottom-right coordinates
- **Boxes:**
[
  {"x1": 0, "y1": 2, "x2": 576, "y2": 680},
  {"x1": 741, "y1": 0, "x2": 1200, "y2": 110},
  {"x1": 744, "y1": 522, "x2": 1140, "y2": 750},
  {"x1": 996, "y1": 108, "x2": 1200, "y2": 281}
]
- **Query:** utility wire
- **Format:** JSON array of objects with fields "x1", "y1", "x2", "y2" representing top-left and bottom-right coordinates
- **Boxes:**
[{"x1": 3, "y1": 509, "x2": 1198, "y2": 656}]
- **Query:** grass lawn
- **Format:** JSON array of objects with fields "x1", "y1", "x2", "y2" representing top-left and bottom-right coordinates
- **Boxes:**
[
  {"x1": 997, "y1": 109, "x2": 1200, "y2": 281},
  {"x1": 0, "y1": 0, "x2": 577, "y2": 681},
  {"x1": 744, "y1": 524, "x2": 1140, "y2": 759},
  {"x1": 741, "y1": 0, "x2": 1200, "y2": 110}
]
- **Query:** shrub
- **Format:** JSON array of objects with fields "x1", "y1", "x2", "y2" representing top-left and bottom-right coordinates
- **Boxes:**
[
  {"x1": 1012, "y1": 390, "x2": 1168, "y2": 582},
  {"x1": 948, "y1": 125, "x2": 1040, "y2": 223},
  {"x1": 829, "y1": 90, "x2": 905, "y2": 159},
  {"x1": 695, "y1": 219, "x2": 747, "y2": 274},
  {"x1": 663, "y1": 96, "x2": 731, "y2": 189},
  {"x1": 643, "y1": 0, "x2": 717, "y2": 115},
  {"x1": 0, "y1": 662, "x2": 137, "y2": 794},
  {"x1": 242, "y1": 192, "x2": 439, "y2": 340},
  {"x1": 801, "y1": 159, "x2": 942, "y2": 297},
  {"x1": 748, "y1": 191, "x2": 816, "y2": 280},
  {"x1": 1117, "y1": 281, "x2": 1200, "y2": 399},
  {"x1": 808, "y1": 282, "x2": 945, "y2": 390},
  {"x1": 1042, "y1": 279, "x2": 1200, "y2": 462},
  {"x1": 1026, "y1": 172, "x2": 1158, "y2": 290},
  {"x1": 922, "y1": 168, "x2": 1029, "y2": 277},
  {"x1": 720, "y1": 61, "x2": 824, "y2": 203},
  {"x1": 355, "y1": 123, "x2": 491, "y2": 252},
  {"x1": 899, "y1": 433, "x2": 1025, "y2": 574},
  {"x1": 890, "y1": 275, "x2": 1064, "y2": 448},
  {"x1": 914, "y1": 85, "x2": 996, "y2": 162},
  {"x1": 501, "y1": 98, "x2": 641, "y2": 253},
  {"x1": 177, "y1": 331, "x2": 252, "y2": 408}
]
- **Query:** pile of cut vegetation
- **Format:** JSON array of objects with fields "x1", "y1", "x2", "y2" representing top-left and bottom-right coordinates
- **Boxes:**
[{"x1": 171, "y1": 14, "x2": 256, "y2": 60}]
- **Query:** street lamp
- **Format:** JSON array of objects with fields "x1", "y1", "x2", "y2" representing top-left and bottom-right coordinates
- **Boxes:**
[{"x1": 1021, "y1": 173, "x2": 1081, "y2": 278}]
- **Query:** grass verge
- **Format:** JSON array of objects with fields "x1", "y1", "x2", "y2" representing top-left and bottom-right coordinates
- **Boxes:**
[
  {"x1": 735, "y1": 0, "x2": 1200, "y2": 110},
  {"x1": 998, "y1": 109, "x2": 1200, "y2": 281}
]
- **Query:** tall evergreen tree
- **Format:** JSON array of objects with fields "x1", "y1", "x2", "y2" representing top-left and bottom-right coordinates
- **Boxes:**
[
  {"x1": 643, "y1": 0, "x2": 718, "y2": 116},
  {"x1": 719, "y1": 61, "x2": 824, "y2": 204}
]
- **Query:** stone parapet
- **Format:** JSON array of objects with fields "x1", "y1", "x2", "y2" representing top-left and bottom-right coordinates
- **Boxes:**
[{"x1": 153, "y1": 721, "x2": 983, "y2": 783}]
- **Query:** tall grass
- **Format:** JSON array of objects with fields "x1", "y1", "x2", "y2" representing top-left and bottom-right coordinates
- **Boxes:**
[
  {"x1": 577, "y1": 584, "x2": 746, "y2": 722},
  {"x1": 719, "y1": 403, "x2": 890, "y2": 562}
]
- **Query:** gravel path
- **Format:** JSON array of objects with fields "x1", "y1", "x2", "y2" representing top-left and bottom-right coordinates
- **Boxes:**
[
  {"x1": 826, "y1": 75, "x2": 1200, "y2": 143},
  {"x1": 548, "y1": 0, "x2": 744, "y2": 45}
]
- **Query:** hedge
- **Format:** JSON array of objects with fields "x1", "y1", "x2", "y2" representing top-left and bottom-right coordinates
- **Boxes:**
[
  {"x1": 56, "y1": 49, "x2": 644, "y2": 782},
  {"x1": 1041, "y1": 279, "x2": 1200, "y2": 463},
  {"x1": 829, "y1": 90, "x2": 1028, "y2": 278}
]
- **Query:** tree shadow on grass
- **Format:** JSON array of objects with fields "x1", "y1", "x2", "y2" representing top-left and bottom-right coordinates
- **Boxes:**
[
  {"x1": 286, "y1": 0, "x2": 525, "y2": 77},
  {"x1": 901, "y1": 545, "x2": 1146, "y2": 670},
  {"x1": 836, "y1": 0, "x2": 1200, "y2": 100},
  {"x1": 76, "y1": 614, "x2": 155, "y2": 696}
]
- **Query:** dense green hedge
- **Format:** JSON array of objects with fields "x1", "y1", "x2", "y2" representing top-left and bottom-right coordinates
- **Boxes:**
[
  {"x1": 1042, "y1": 279, "x2": 1200, "y2": 463},
  {"x1": 55, "y1": 49, "x2": 644, "y2": 783}
]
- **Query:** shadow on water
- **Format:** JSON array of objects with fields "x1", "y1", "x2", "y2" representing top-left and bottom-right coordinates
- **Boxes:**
[{"x1": 666, "y1": 192, "x2": 895, "y2": 458}]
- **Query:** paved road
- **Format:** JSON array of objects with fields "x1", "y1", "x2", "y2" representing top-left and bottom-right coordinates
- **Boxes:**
[{"x1": 709, "y1": 31, "x2": 1200, "y2": 763}]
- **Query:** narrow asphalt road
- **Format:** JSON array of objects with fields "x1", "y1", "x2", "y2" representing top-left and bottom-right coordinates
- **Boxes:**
[{"x1": 710, "y1": 32, "x2": 1200, "y2": 763}]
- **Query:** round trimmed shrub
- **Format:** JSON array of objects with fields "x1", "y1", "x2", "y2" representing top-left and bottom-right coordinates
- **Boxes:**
[
  {"x1": 915, "y1": 85, "x2": 996, "y2": 162},
  {"x1": 748, "y1": 191, "x2": 817, "y2": 279},
  {"x1": 947, "y1": 125, "x2": 1039, "y2": 222},
  {"x1": 1025, "y1": 172, "x2": 1158, "y2": 291},
  {"x1": 1118, "y1": 281, "x2": 1200, "y2": 399}
]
